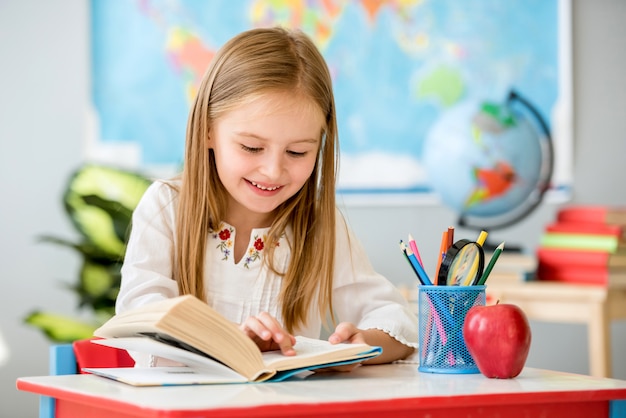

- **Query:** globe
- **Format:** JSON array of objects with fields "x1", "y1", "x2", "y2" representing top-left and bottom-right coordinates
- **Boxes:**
[{"x1": 422, "y1": 90, "x2": 553, "y2": 244}]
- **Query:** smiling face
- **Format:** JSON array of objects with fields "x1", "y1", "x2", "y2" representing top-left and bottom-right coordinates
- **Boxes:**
[{"x1": 208, "y1": 90, "x2": 325, "y2": 228}]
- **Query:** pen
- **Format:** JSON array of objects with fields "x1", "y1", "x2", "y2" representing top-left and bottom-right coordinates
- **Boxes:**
[{"x1": 476, "y1": 241, "x2": 505, "y2": 285}]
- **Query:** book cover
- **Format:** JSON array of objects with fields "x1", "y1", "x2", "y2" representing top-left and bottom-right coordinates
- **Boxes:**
[
  {"x1": 556, "y1": 206, "x2": 626, "y2": 225},
  {"x1": 545, "y1": 221, "x2": 625, "y2": 239},
  {"x1": 539, "y1": 232, "x2": 624, "y2": 253},
  {"x1": 91, "y1": 295, "x2": 382, "y2": 386},
  {"x1": 537, "y1": 247, "x2": 626, "y2": 269},
  {"x1": 536, "y1": 264, "x2": 626, "y2": 286}
]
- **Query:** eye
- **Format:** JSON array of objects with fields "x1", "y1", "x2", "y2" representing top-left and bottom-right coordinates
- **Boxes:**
[
  {"x1": 241, "y1": 144, "x2": 262, "y2": 153},
  {"x1": 287, "y1": 150, "x2": 308, "y2": 157}
]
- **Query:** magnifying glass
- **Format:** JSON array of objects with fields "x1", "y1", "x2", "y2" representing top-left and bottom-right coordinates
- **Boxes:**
[{"x1": 437, "y1": 239, "x2": 485, "y2": 286}]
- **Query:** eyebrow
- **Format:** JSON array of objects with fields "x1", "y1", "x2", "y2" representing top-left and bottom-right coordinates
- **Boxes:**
[{"x1": 234, "y1": 131, "x2": 320, "y2": 144}]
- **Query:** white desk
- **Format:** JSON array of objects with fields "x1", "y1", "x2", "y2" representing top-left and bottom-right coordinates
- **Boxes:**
[{"x1": 17, "y1": 364, "x2": 626, "y2": 418}]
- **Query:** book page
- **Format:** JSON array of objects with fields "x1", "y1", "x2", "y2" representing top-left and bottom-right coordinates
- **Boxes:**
[
  {"x1": 83, "y1": 366, "x2": 249, "y2": 386},
  {"x1": 94, "y1": 295, "x2": 267, "y2": 380},
  {"x1": 91, "y1": 337, "x2": 277, "y2": 383},
  {"x1": 91, "y1": 338, "x2": 255, "y2": 377},
  {"x1": 83, "y1": 366, "x2": 247, "y2": 386},
  {"x1": 262, "y1": 336, "x2": 381, "y2": 371}
]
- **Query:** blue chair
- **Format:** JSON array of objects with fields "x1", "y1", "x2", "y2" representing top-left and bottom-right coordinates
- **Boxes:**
[
  {"x1": 39, "y1": 344, "x2": 76, "y2": 418},
  {"x1": 39, "y1": 339, "x2": 134, "y2": 418}
]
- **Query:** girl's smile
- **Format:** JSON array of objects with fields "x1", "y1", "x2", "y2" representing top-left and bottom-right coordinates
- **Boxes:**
[{"x1": 248, "y1": 180, "x2": 281, "y2": 192}]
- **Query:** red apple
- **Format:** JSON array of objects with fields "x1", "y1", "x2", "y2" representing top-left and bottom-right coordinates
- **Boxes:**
[{"x1": 463, "y1": 303, "x2": 531, "y2": 378}]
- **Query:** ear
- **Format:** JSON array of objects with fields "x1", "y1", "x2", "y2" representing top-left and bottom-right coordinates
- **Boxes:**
[{"x1": 205, "y1": 132, "x2": 212, "y2": 149}]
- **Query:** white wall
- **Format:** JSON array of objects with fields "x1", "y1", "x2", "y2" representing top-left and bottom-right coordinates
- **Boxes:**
[
  {"x1": 1, "y1": 0, "x2": 625, "y2": 416},
  {"x1": 0, "y1": 1, "x2": 87, "y2": 416}
]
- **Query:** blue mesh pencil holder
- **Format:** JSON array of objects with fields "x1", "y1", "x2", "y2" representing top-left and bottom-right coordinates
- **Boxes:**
[{"x1": 417, "y1": 285, "x2": 486, "y2": 374}]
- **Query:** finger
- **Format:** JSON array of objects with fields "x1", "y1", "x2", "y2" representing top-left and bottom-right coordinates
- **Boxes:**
[
  {"x1": 257, "y1": 312, "x2": 296, "y2": 356},
  {"x1": 251, "y1": 312, "x2": 296, "y2": 356},
  {"x1": 328, "y1": 322, "x2": 359, "y2": 344},
  {"x1": 255, "y1": 312, "x2": 289, "y2": 341},
  {"x1": 240, "y1": 316, "x2": 272, "y2": 341}
]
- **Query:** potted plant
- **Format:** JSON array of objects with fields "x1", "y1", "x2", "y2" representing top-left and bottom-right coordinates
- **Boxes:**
[{"x1": 24, "y1": 164, "x2": 152, "y2": 342}]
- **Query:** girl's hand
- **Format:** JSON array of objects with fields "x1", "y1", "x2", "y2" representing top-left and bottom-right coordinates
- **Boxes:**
[
  {"x1": 328, "y1": 322, "x2": 366, "y2": 345},
  {"x1": 240, "y1": 312, "x2": 296, "y2": 356},
  {"x1": 315, "y1": 322, "x2": 367, "y2": 373}
]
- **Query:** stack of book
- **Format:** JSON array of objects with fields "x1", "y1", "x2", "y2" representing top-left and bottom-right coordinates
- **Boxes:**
[{"x1": 536, "y1": 205, "x2": 626, "y2": 286}]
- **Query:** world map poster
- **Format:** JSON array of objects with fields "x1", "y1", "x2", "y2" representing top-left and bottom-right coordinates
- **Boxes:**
[{"x1": 90, "y1": 0, "x2": 572, "y2": 205}]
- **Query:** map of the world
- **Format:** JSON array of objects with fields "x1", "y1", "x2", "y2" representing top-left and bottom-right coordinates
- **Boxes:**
[{"x1": 91, "y1": 0, "x2": 568, "y2": 200}]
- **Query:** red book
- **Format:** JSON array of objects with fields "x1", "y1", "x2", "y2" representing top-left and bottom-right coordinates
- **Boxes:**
[
  {"x1": 537, "y1": 247, "x2": 626, "y2": 269},
  {"x1": 73, "y1": 338, "x2": 135, "y2": 373},
  {"x1": 557, "y1": 206, "x2": 626, "y2": 225},
  {"x1": 544, "y1": 221, "x2": 625, "y2": 239},
  {"x1": 536, "y1": 264, "x2": 626, "y2": 286}
]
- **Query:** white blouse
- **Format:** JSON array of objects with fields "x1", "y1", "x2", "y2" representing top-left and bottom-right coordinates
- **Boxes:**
[{"x1": 117, "y1": 181, "x2": 418, "y2": 366}]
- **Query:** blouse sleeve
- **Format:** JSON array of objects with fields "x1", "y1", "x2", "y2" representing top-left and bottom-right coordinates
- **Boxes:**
[
  {"x1": 331, "y1": 211, "x2": 419, "y2": 349},
  {"x1": 116, "y1": 181, "x2": 180, "y2": 315}
]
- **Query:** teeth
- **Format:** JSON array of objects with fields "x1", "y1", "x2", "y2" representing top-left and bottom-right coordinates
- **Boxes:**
[{"x1": 251, "y1": 181, "x2": 279, "y2": 191}]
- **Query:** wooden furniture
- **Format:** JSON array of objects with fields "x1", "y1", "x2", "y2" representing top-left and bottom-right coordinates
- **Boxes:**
[
  {"x1": 486, "y1": 281, "x2": 626, "y2": 378},
  {"x1": 16, "y1": 364, "x2": 626, "y2": 418}
]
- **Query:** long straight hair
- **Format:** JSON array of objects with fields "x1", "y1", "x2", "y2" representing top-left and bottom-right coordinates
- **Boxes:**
[{"x1": 174, "y1": 27, "x2": 339, "y2": 332}]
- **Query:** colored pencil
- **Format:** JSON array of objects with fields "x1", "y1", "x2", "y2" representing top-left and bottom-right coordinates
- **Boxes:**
[
  {"x1": 406, "y1": 245, "x2": 433, "y2": 285},
  {"x1": 408, "y1": 234, "x2": 425, "y2": 267},
  {"x1": 399, "y1": 241, "x2": 421, "y2": 283},
  {"x1": 476, "y1": 241, "x2": 505, "y2": 285},
  {"x1": 446, "y1": 226, "x2": 455, "y2": 249},
  {"x1": 477, "y1": 230, "x2": 488, "y2": 246},
  {"x1": 434, "y1": 230, "x2": 449, "y2": 285}
]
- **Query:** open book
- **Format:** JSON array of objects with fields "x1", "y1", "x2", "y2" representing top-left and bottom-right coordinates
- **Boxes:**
[{"x1": 88, "y1": 295, "x2": 382, "y2": 386}]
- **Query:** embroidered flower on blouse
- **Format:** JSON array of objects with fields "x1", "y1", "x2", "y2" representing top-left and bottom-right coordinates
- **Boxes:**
[
  {"x1": 214, "y1": 226, "x2": 234, "y2": 260},
  {"x1": 212, "y1": 224, "x2": 281, "y2": 267},
  {"x1": 243, "y1": 235, "x2": 265, "y2": 269}
]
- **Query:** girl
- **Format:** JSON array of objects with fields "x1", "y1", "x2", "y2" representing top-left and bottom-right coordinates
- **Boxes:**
[{"x1": 117, "y1": 27, "x2": 418, "y2": 368}]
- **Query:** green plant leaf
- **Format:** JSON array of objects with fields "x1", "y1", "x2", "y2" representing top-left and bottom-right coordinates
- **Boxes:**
[
  {"x1": 80, "y1": 260, "x2": 115, "y2": 298},
  {"x1": 28, "y1": 164, "x2": 152, "y2": 343},
  {"x1": 73, "y1": 259, "x2": 120, "y2": 315},
  {"x1": 37, "y1": 235, "x2": 119, "y2": 262},
  {"x1": 81, "y1": 194, "x2": 135, "y2": 243},
  {"x1": 63, "y1": 164, "x2": 152, "y2": 257},
  {"x1": 24, "y1": 311, "x2": 98, "y2": 343}
]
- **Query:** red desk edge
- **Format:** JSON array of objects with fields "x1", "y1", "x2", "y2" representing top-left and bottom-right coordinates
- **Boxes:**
[{"x1": 17, "y1": 377, "x2": 626, "y2": 418}]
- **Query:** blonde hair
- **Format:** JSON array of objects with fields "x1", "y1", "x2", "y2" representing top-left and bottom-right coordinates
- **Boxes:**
[{"x1": 174, "y1": 27, "x2": 339, "y2": 332}]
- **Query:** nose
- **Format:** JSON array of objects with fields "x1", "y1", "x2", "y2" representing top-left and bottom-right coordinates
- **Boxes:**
[{"x1": 258, "y1": 150, "x2": 284, "y2": 180}]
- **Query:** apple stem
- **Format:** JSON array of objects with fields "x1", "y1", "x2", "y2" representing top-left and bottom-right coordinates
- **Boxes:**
[{"x1": 496, "y1": 299, "x2": 500, "y2": 305}]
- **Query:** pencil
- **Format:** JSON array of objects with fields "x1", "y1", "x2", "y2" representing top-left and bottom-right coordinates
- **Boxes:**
[
  {"x1": 476, "y1": 230, "x2": 488, "y2": 247},
  {"x1": 408, "y1": 234, "x2": 424, "y2": 267},
  {"x1": 446, "y1": 226, "x2": 454, "y2": 250},
  {"x1": 406, "y1": 245, "x2": 433, "y2": 285},
  {"x1": 399, "y1": 241, "x2": 426, "y2": 285},
  {"x1": 476, "y1": 241, "x2": 505, "y2": 285},
  {"x1": 434, "y1": 230, "x2": 449, "y2": 285}
]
